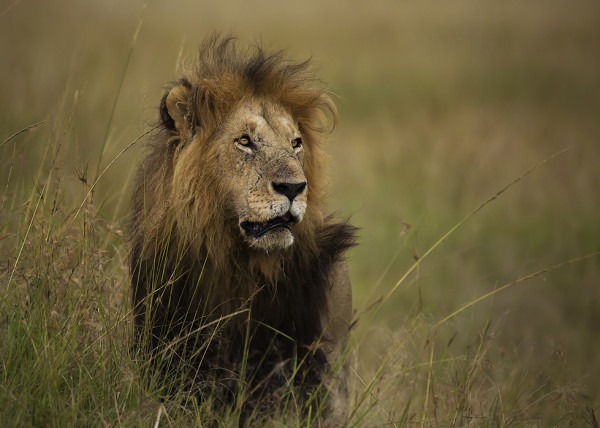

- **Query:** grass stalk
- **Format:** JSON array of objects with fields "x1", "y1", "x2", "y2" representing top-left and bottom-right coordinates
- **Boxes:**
[
  {"x1": 433, "y1": 252, "x2": 600, "y2": 329},
  {"x1": 370, "y1": 147, "x2": 574, "y2": 318},
  {"x1": 93, "y1": 6, "x2": 145, "y2": 183}
]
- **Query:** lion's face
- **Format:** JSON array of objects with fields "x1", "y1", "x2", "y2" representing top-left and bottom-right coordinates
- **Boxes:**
[
  {"x1": 222, "y1": 99, "x2": 308, "y2": 251},
  {"x1": 171, "y1": 97, "x2": 309, "y2": 252}
]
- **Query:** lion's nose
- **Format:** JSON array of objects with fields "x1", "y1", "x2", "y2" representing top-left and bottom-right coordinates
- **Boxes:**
[{"x1": 272, "y1": 181, "x2": 307, "y2": 202}]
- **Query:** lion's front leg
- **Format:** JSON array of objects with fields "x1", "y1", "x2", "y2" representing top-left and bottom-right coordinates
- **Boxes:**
[{"x1": 321, "y1": 261, "x2": 354, "y2": 426}]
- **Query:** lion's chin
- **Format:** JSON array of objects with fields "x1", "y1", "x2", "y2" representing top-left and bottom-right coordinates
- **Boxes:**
[{"x1": 243, "y1": 228, "x2": 295, "y2": 252}]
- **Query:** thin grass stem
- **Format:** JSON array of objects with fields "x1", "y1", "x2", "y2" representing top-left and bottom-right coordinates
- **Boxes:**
[{"x1": 370, "y1": 147, "x2": 574, "y2": 318}]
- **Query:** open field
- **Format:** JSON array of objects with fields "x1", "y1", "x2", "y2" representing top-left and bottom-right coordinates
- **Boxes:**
[{"x1": 1, "y1": 0, "x2": 599, "y2": 425}]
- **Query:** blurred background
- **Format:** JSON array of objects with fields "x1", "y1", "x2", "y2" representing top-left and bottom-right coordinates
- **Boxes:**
[{"x1": 1, "y1": 0, "x2": 599, "y2": 420}]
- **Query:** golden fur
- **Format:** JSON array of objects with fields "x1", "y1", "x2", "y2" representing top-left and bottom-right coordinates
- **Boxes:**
[{"x1": 129, "y1": 35, "x2": 356, "y2": 423}]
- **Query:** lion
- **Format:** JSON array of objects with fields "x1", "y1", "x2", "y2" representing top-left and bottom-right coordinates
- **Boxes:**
[{"x1": 129, "y1": 35, "x2": 356, "y2": 424}]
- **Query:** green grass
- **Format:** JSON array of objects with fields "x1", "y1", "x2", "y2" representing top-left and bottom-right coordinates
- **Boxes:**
[{"x1": 2, "y1": 0, "x2": 600, "y2": 425}]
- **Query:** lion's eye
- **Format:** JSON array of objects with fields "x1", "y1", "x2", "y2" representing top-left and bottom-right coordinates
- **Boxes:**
[
  {"x1": 238, "y1": 135, "x2": 252, "y2": 146},
  {"x1": 292, "y1": 137, "x2": 303, "y2": 149},
  {"x1": 235, "y1": 134, "x2": 257, "y2": 152}
]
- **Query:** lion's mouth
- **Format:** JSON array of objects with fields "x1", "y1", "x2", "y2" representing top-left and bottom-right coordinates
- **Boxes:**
[{"x1": 240, "y1": 212, "x2": 298, "y2": 238}]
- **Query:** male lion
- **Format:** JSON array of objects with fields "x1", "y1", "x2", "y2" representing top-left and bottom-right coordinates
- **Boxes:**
[{"x1": 129, "y1": 36, "x2": 356, "y2": 424}]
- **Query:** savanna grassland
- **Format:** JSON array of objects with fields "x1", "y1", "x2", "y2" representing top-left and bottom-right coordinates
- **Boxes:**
[{"x1": 1, "y1": 0, "x2": 599, "y2": 426}]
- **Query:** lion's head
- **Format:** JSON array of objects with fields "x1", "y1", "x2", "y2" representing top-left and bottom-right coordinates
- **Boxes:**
[
  {"x1": 143, "y1": 36, "x2": 336, "y2": 260},
  {"x1": 170, "y1": 95, "x2": 310, "y2": 251}
]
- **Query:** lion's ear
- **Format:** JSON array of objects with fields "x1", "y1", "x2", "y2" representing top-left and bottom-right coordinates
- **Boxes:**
[{"x1": 160, "y1": 82, "x2": 193, "y2": 137}]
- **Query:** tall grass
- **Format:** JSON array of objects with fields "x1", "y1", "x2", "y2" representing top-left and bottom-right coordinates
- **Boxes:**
[
  {"x1": 1, "y1": 105, "x2": 597, "y2": 427},
  {"x1": 2, "y1": 0, "x2": 600, "y2": 425}
]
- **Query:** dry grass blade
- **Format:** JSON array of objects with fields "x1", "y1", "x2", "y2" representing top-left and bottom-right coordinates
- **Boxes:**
[
  {"x1": 433, "y1": 252, "x2": 600, "y2": 329},
  {"x1": 0, "y1": 120, "x2": 46, "y2": 150},
  {"x1": 370, "y1": 146, "x2": 574, "y2": 317},
  {"x1": 348, "y1": 337, "x2": 405, "y2": 426},
  {"x1": 5, "y1": 174, "x2": 47, "y2": 292},
  {"x1": 93, "y1": 6, "x2": 145, "y2": 183},
  {"x1": 420, "y1": 338, "x2": 435, "y2": 428},
  {"x1": 0, "y1": 0, "x2": 23, "y2": 17},
  {"x1": 153, "y1": 405, "x2": 167, "y2": 428},
  {"x1": 73, "y1": 126, "x2": 158, "y2": 220}
]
